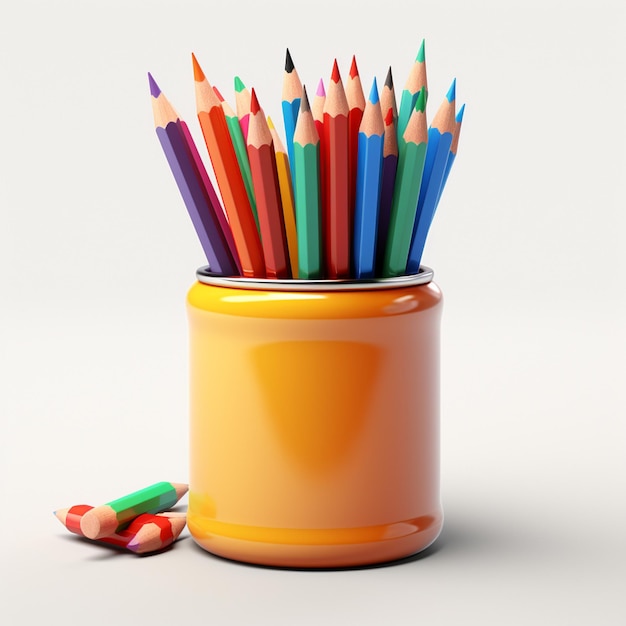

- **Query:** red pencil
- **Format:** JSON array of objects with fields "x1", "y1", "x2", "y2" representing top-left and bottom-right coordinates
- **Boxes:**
[
  {"x1": 323, "y1": 60, "x2": 350, "y2": 278},
  {"x1": 246, "y1": 89, "x2": 291, "y2": 278},
  {"x1": 54, "y1": 505, "x2": 186, "y2": 554},
  {"x1": 346, "y1": 55, "x2": 365, "y2": 236},
  {"x1": 193, "y1": 54, "x2": 265, "y2": 278}
]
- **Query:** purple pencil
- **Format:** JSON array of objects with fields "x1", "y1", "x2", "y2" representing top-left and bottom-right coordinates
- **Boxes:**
[
  {"x1": 376, "y1": 106, "x2": 399, "y2": 275},
  {"x1": 149, "y1": 73, "x2": 240, "y2": 275},
  {"x1": 178, "y1": 120, "x2": 242, "y2": 275}
]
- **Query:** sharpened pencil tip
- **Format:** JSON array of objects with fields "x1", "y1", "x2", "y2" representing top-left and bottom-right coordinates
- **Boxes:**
[
  {"x1": 446, "y1": 78, "x2": 456, "y2": 103},
  {"x1": 249, "y1": 88, "x2": 260, "y2": 114},
  {"x1": 417, "y1": 39, "x2": 426, "y2": 63},
  {"x1": 331, "y1": 59, "x2": 341, "y2": 83},
  {"x1": 213, "y1": 85, "x2": 224, "y2": 102},
  {"x1": 267, "y1": 116, "x2": 275, "y2": 130},
  {"x1": 368, "y1": 78, "x2": 379, "y2": 104},
  {"x1": 456, "y1": 103, "x2": 466, "y2": 122},
  {"x1": 300, "y1": 85, "x2": 311, "y2": 112},
  {"x1": 415, "y1": 87, "x2": 427, "y2": 113},
  {"x1": 234, "y1": 76, "x2": 246, "y2": 93},
  {"x1": 349, "y1": 55, "x2": 359, "y2": 79},
  {"x1": 384, "y1": 107, "x2": 394, "y2": 126},
  {"x1": 148, "y1": 73, "x2": 161, "y2": 98},
  {"x1": 285, "y1": 48, "x2": 295, "y2": 73},
  {"x1": 316, "y1": 78, "x2": 326, "y2": 97},
  {"x1": 191, "y1": 54, "x2": 205, "y2": 82},
  {"x1": 384, "y1": 66, "x2": 394, "y2": 89}
]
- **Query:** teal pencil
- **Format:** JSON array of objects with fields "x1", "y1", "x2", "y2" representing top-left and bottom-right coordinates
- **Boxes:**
[
  {"x1": 407, "y1": 80, "x2": 457, "y2": 274},
  {"x1": 382, "y1": 89, "x2": 428, "y2": 277},
  {"x1": 397, "y1": 40, "x2": 427, "y2": 142},
  {"x1": 293, "y1": 86, "x2": 323, "y2": 278}
]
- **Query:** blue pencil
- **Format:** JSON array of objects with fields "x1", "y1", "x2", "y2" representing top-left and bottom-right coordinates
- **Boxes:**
[
  {"x1": 353, "y1": 78, "x2": 384, "y2": 278},
  {"x1": 436, "y1": 103, "x2": 465, "y2": 208},
  {"x1": 281, "y1": 48, "x2": 302, "y2": 183},
  {"x1": 406, "y1": 79, "x2": 457, "y2": 274}
]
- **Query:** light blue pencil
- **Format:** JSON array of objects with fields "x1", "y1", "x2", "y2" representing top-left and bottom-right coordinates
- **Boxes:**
[
  {"x1": 435, "y1": 103, "x2": 465, "y2": 208},
  {"x1": 282, "y1": 48, "x2": 302, "y2": 184},
  {"x1": 406, "y1": 79, "x2": 457, "y2": 274}
]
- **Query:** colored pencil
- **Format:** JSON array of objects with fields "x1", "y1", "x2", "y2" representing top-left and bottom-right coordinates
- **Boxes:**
[
  {"x1": 436, "y1": 103, "x2": 465, "y2": 206},
  {"x1": 268, "y1": 115, "x2": 299, "y2": 277},
  {"x1": 234, "y1": 76, "x2": 252, "y2": 141},
  {"x1": 376, "y1": 67, "x2": 399, "y2": 274},
  {"x1": 213, "y1": 85, "x2": 258, "y2": 229},
  {"x1": 322, "y1": 60, "x2": 350, "y2": 278},
  {"x1": 380, "y1": 66, "x2": 398, "y2": 125},
  {"x1": 397, "y1": 40, "x2": 427, "y2": 141},
  {"x1": 246, "y1": 89, "x2": 291, "y2": 278},
  {"x1": 312, "y1": 78, "x2": 327, "y2": 242},
  {"x1": 293, "y1": 86, "x2": 323, "y2": 278},
  {"x1": 79, "y1": 481, "x2": 188, "y2": 540},
  {"x1": 193, "y1": 54, "x2": 265, "y2": 277},
  {"x1": 346, "y1": 55, "x2": 365, "y2": 232},
  {"x1": 281, "y1": 48, "x2": 302, "y2": 183},
  {"x1": 54, "y1": 506, "x2": 186, "y2": 554},
  {"x1": 312, "y1": 79, "x2": 326, "y2": 139},
  {"x1": 148, "y1": 74, "x2": 240, "y2": 276},
  {"x1": 406, "y1": 79, "x2": 456, "y2": 274},
  {"x1": 382, "y1": 88, "x2": 428, "y2": 277},
  {"x1": 353, "y1": 78, "x2": 384, "y2": 279}
]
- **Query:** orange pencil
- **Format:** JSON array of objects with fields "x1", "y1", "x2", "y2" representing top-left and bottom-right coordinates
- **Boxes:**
[
  {"x1": 246, "y1": 89, "x2": 291, "y2": 278},
  {"x1": 346, "y1": 55, "x2": 365, "y2": 233},
  {"x1": 323, "y1": 60, "x2": 350, "y2": 278},
  {"x1": 193, "y1": 54, "x2": 265, "y2": 278}
]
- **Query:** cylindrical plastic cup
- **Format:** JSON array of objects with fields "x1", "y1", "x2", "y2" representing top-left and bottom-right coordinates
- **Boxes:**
[{"x1": 186, "y1": 267, "x2": 443, "y2": 568}]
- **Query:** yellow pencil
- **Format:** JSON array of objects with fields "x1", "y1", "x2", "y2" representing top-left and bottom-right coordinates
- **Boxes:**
[{"x1": 268, "y1": 116, "x2": 299, "y2": 277}]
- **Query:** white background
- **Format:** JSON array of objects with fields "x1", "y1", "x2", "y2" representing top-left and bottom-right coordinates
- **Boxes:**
[{"x1": 1, "y1": 1, "x2": 625, "y2": 624}]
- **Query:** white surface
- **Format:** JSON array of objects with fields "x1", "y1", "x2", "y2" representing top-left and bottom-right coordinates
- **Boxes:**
[{"x1": 1, "y1": 1, "x2": 625, "y2": 624}]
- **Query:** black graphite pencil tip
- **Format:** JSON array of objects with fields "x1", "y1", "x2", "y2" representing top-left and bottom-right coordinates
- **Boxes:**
[
  {"x1": 285, "y1": 48, "x2": 295, "y2": 73},
  {"x1": 384, "y1": 66, "x2": 394, "y2": 89},
  {"x1": 300, "y1": 85, "x2": 311, "y2": 112}
]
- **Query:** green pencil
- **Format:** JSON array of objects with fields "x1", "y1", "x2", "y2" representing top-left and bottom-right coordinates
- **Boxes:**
[
  {"x1": 80, "y1": 481, "x2": 188, "y2": 540},
  {"x1": 293, "y1": 86, "x2": 322, "y2": 278},
  {"x1": 383, "y1": 89, "x2": 428, "y2": 277},
  {"x1": 397, "y1": 40, "x2": 427, "y2": 142}
]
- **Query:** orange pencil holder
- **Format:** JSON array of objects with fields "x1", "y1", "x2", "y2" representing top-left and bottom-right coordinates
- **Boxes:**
[{"x1": 186, "y1": 267, "x2": 443, "y2": 568}]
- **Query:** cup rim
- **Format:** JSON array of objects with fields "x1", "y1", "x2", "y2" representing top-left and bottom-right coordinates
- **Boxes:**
[{"x1": 195, "y1": 266, "x2": 434, "y2": 291}]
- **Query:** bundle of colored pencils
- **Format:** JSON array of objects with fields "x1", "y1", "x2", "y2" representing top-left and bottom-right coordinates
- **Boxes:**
[
  {"x1": 54, "y1": 481, "x2": 188, "y2": 554},
  {"x1": 149, "y1": 41, "x2": 464, "y2": 280}
]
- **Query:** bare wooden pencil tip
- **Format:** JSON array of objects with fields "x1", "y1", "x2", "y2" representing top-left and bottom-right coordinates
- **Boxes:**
[{"x1": 80, "y1": 506, "x2": 119, "y2": 540}]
